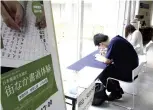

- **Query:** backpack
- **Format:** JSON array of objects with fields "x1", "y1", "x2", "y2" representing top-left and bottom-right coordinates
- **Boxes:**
[{"x1": 92, "y1": 82, "x2": 107, "y2": 106}]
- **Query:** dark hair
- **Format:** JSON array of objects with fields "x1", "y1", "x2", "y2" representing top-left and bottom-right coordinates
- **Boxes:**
[
  {"x1": 125, "y1": 24, "x2": 136, "y2": 38},
  {"x1": 93, "y1": 33, "x2": 108, "y2": 46},
  {"x1": 140, "y1": 27, "x2": 153, "y2": 45}
]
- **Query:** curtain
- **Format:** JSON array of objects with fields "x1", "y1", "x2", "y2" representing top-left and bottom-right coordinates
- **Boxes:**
[
  {"x1": 122, "y1": 0, "x2": 140, "y2": 37},
  {"x1": 125, "y1": 0, "x2": 138, "y2": 25}
]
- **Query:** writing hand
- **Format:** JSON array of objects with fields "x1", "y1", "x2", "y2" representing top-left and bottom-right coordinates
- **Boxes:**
[{"x1": 1, "y1": 1, "x2": 24, "y2": 30}]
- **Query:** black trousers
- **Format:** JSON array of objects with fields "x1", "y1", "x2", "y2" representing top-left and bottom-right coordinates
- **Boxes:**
[{"x1": 98, "y1": 64, "x2": 132, "y2": 92}]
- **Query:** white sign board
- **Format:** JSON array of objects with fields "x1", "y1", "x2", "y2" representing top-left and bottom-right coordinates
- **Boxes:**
[
  {"x1": 77, "y1": 82, "x2": 95, "y2": 110},
  {"x1": 1, "y1": 1, "x2": 66, "y2": 110}
]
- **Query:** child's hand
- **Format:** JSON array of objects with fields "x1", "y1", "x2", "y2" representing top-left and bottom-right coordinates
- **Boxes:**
[{"x1": 1, "y1": 1, "x2": 24, "y2": 30}]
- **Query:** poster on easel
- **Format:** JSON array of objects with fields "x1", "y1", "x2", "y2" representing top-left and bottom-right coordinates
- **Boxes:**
[{"x1": 1, "y1": 1, "x2": 66, "y2": 110}]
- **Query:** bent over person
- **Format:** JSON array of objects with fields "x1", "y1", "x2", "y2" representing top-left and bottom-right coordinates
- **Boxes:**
[{"x1": 93, "y1": 34, "x2": 139, "y2": 101}]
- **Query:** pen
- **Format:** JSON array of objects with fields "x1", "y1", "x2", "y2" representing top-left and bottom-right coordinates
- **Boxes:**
[{"x1": 40, "y1": 34, "x2": 47, "y2": 51}]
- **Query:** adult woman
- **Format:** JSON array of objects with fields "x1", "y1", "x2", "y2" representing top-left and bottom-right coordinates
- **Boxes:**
[{"x1": 125, "y1": 24, "x2": 144, "y2": 54}]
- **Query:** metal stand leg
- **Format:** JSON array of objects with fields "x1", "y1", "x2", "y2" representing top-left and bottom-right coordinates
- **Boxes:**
[
  {"x1": 72, "y1": 100, "x2": 76, "y2": 110},
  {"x1": 124, "y1": 91, "x2": 137, "y2": 96},
  {"x1": 106, "y1": 101, "x2": 133, "y2": 110},
  {"x1": 143, "y1": 60, "x2": 147, "y2": 73},
  {"x1": 132, "y1": 80, "x2": 135, "y2": 110}
]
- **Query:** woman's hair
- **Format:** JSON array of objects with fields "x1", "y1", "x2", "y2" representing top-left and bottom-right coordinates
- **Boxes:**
[
  {"x1": 93, "y1": 33, "x2": 108, "y2": 46},
  {"x1": 125, "y1": 24, "x2": 136, "y2": 38}
]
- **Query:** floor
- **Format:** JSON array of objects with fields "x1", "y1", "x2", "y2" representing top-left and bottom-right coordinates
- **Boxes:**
[{"x1": 89, "y1": 43, "x2": 153, "y2": 110}]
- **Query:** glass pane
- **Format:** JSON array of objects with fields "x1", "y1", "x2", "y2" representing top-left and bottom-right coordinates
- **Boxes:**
[
  {"x1": 51, "y1": 0, "x2": 79, "y2": 73},
  {"x1": 82, "y1": 1, "x2": 97, "y2": 57},
  {"x1": 117, "y1": 0, "x2": 126, "y2": 36},
  {"x1": 81, "y1": 0, "x2": 126, "y2": 57}
]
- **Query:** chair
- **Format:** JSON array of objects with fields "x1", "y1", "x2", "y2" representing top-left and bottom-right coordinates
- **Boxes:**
[
  {"x1": 106, "y1": 61, "x2": 146, "y2": 110},
  {"x1": 141, "y1": 40, "x2": 153, "y2": 72}
]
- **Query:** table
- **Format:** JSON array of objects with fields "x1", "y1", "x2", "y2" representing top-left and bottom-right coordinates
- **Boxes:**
[
  {"x1": 63, "y1": 80, "x2": 85, "y2": 110},
  {"x1": 64, "y1": 49, "x2": 106, "y2": 110},
  {"x1": 63, "y1": 66, "x2": 103, "y2": 110}
]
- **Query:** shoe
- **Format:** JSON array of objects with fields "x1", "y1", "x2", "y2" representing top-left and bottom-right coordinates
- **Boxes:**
[
  {"x1": 115, "y1": 87, "x2": 124, "y2": 94},
  {"x1": 119, "y1": 87, "x2": 124, "y2": 94},
  {"x1": 107, "y1": 92, "x2": 122, "y2": 101}
]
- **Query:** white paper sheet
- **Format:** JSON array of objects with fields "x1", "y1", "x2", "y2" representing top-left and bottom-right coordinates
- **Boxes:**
[{"x1": 78, "y1": 66, "x2": 103, "y2": 88}]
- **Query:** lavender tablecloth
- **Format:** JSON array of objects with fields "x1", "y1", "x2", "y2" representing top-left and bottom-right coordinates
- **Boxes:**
[{"x1": 68, "y1": 50, "x2": 107, "y2": 71}]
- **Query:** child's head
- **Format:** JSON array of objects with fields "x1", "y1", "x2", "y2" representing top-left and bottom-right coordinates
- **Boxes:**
[{"x1": 93, "y1": 33, "x2": 109, "y2": 49}]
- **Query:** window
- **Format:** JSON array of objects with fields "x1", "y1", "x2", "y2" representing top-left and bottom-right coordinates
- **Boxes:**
[
  {"x1": 81, "y1": 0, "x2": 126, "y2": 57},
  {"x1": 51, "y1": 0, "x2": 127, "y2": 75},
  {"x1": 52, "y1": 0, "x2": 80, "y2": 73}
]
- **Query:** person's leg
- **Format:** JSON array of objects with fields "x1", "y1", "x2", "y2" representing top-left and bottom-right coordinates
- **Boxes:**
[
  {"x1": 107, "y1": 79, "x2": 123, "y2": 93},
  {"x1": 98, "y1": 64, "x2": 123, "y2": 100},
  {"x1": 98, "y1": 64, "x2": 117, "y2": 87},
  {"x1": 107, "y1": 79, "x2": 124, "y2": 101}
]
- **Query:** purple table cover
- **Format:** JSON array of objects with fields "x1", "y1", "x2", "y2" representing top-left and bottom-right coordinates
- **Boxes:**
[{"x1": 68, "y1": 50, "x2": 107, "y2": 71}]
